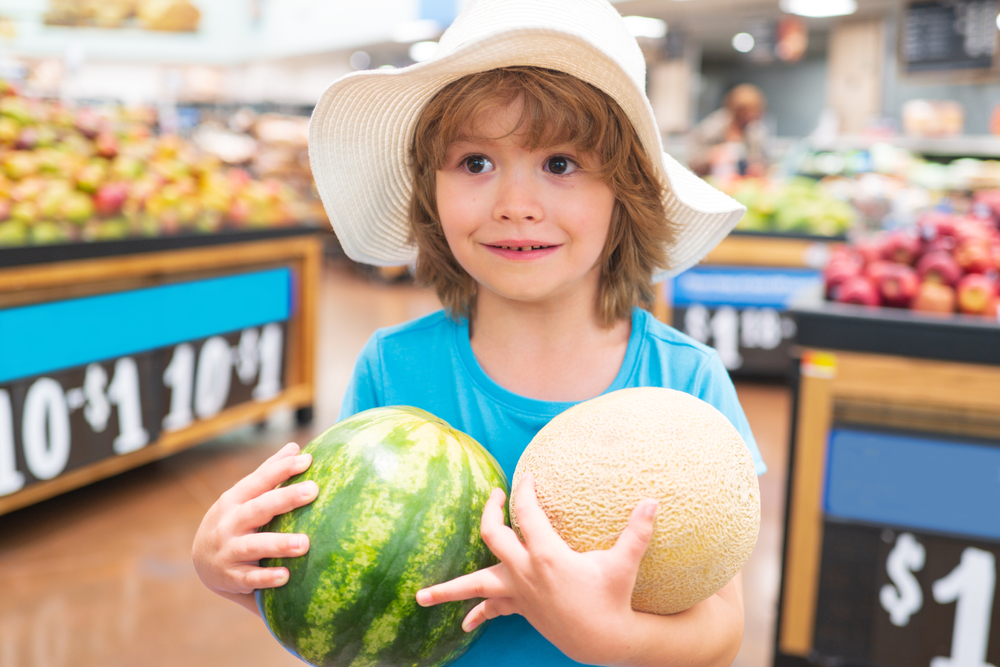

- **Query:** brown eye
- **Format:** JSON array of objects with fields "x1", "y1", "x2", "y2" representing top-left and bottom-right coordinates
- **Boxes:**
[
  {"x1": 464, "y1": 155, "x2": 493, "y2": 174},
  {"x1": 545, "y1": 156, "x2": 577, "y2": 175}
]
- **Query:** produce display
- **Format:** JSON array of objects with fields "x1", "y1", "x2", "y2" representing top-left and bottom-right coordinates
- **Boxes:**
[
  {"x1": 44, "y1": 0, "x2": 201, "y2": 32},
  {"x1": 825, "y1": 199, "x2": 1000, "y2": 318},
  {"x1": 510, "y1": 386, "x2": 760, "y2": 616},
  {"x1": 792, "y1": 142, "x2": 1000, "y2": 233},
  {"x1": 259, "y1": 406, "x2": 508, "y2": 667},
  {"x1": 721, "y1": 176, "x2": 856, "y2": 236},
  {"x1": 0, "y1": 83, "x2": 312, "y2": 248}
]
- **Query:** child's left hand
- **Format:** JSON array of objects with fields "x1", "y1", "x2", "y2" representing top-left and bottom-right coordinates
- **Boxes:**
[{"x1": 415, "y1": 473, "x2": 658, "y2": 665}]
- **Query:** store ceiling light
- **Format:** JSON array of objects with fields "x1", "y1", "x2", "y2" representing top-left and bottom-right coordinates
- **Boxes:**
[
  {"x1": 996, "y1": 12, "x2": 1000, "y2": 29},
  {"x1": 391, "y1": 19, "x2": 441, "y2": 43},
  {"x1": 779, "y1": 0, "x2": 857, "y2": 17},
  {"x1": 409, "y1": 41, "x2": 440, "y2": 63},
  {"x1": 732, "y1": 32, "x2": 755, "y2": 53},
  {"x1": 622, "y1": 16, "x2": 667, "y2": 39}
]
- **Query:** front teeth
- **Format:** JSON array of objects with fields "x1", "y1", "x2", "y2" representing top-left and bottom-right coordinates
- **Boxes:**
[{"x1": 497, "y1": 245, "x2": 547, "y2": 251}]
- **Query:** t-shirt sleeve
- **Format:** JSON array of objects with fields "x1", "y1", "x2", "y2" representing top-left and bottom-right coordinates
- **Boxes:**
[
  {"x1": 693, "y1": 352, "x2": 767, "y2": 475},
  {"x1": 337, "y1": 333, "x2": 383, "y2": 421}
]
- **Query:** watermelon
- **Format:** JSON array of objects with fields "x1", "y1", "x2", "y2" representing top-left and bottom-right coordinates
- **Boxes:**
[{"x1": 257, "y1": 406, "x2": 509, "y2": 667}]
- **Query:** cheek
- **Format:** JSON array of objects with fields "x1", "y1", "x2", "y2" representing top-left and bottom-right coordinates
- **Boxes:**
[{"x1": 572, "y1": 186, "x2": 616, "y2": 249}]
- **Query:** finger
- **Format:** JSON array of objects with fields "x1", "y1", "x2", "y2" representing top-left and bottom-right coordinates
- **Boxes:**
[
  {"x1": 233, "y1": 564, "x2": 291, "y2": 592},
  {"x1": 231, "y1": 453, "x2": 314, "y2": 504},
  {"x1": 227, "y1": 531, "x2": 311, "y2": 565},
  {"x1": 461, "y1": 597, "x2": 518, "y2": 632},
  {"x1": 511, "y1": 474, "x2": 558, "y2": 546},
  {"x1": 479, "y1": 488, "x2": 526, "y2": 564},
  {"x1": 263, "y1": 442, "x2": 300, "y2": 465},
  {"x1": 609, "y1": 499, "x2": 658, "y2": 568},
  {"x1": 415, "y1": 563, "x2": 510, "y2": 607},
  {"x1": 238, "y1": 480, "x2": 319, "y2": 530}
]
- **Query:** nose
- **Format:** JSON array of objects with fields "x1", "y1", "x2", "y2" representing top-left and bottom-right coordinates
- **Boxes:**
[{"x1": 493, "y1": 167, "x2": 543, "y2": 224}]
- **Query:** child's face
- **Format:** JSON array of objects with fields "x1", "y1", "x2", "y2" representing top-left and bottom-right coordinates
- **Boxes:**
[{"x1": 435, "y1": 101, "x2": 616, "y2": 310}]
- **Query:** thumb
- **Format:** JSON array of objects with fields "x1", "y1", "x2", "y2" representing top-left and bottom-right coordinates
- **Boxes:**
[{"x1": 610, "y1": 499, "x2": 658, "y2": 567}]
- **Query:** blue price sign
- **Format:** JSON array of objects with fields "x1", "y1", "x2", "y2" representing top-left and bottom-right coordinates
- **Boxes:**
[
  {"x1": 0, "y1": 269, "x2": 292, "y2": 497},
  {"x1": 811, "y1": 428, "x2": 1000, "y2": 667},
  {"x1": 669, "y1": 266, "x2": 822, "y2": 375}
]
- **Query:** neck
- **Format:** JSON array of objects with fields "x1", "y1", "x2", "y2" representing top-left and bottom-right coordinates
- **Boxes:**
[{"x1": 468, "y1": 287, "x2": 632, "y2": 402}]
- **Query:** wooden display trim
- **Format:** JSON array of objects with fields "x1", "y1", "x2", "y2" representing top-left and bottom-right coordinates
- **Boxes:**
[
  {"x1": 778, "y1": 348, "x2": 1000, "y2": 656},
  {"x1": 0, "y1": 234, "x2": 322, "y2": 516},
  {"x1": 702, "y1": 234, "x2": 834, "y2": 268},
  {"x1": 779, "y1": 365, "x2": 834, "y2": 655},
  {"x1": 0, "y1": 225, "x2": 323, "y2": 269}
]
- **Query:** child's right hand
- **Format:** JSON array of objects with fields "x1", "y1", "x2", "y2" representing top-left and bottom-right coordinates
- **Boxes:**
[{"x1": 192, "y1": 442, "x2": 319, "y2": 615}]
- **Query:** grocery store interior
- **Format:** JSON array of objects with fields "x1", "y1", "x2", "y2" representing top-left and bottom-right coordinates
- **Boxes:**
[{"x1": 1, "y1": 1, "x2": 999, "y2": 667}]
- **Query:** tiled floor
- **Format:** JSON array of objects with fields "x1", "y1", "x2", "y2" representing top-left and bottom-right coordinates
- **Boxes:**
[{"x1": 0, "y1": 261, "x2": 790, "y2": 667}]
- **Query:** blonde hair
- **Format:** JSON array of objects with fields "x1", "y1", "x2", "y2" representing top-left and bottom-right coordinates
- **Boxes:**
[{"x1": 408, "y1": 66, "x2": 674, "y2": 326}]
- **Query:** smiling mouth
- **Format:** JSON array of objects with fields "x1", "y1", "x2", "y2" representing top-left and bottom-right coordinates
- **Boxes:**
[{"x1": 490, "y1": 244, "x2": 555, "y2": 251}]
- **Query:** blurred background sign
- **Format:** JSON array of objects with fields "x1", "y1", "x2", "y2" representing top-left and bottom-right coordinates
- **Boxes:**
[{"x1": 902, "y1": 0, "x2": 997, "y2": 74}]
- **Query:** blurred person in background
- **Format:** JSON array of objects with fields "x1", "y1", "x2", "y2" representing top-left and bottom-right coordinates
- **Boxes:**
[{"x1": 688, "y1": 83, "x2": 768, "y2": 179}]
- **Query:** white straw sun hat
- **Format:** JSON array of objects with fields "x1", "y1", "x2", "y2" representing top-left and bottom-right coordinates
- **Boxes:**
[{"x1": 309, "y1": 0, "x2": 746, "y2": 281}]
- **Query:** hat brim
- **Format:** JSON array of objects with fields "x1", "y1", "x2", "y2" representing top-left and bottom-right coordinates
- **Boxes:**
[{"x1": 309, "y1": 28, "x2": 745, "y2": 280}]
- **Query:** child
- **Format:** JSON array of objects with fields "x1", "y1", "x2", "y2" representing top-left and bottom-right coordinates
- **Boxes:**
[{"x1": 193, "y1": 1, "x2": 766, "y2": 665}]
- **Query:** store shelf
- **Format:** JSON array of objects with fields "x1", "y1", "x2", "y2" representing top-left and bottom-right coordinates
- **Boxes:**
[
  {"x1": 0, "y1": 225, "x2": 324, "y2": 269},
  {"x1": 808, "y1": 135, "x2": 1000, "y2": 159},
  {"x1": 792, "y1": 302, "x2": 1000, "y2": 365}
]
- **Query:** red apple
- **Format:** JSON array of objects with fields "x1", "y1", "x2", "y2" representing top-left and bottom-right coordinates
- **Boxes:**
[
  {"x1": 955, "y1": 240, "x2": 996, "y2": 275},
  {"x1": 74, "y1": 108, "x2": 103, "y2": 139},
  {"x1": 911, "y1": 282, "x2": 956, "y2": 316},
  {"x1": 954, "y1": 217, "x2": 993, "y2": 244},
  {"x1": 835, "y1": 276, "x2": 881, "y2": 307},
  {"x1": 984, "y1": 293, "x2": 1000, "y2": 320},
  {"x1": 828, "y1": 244, "x2": 862, "y2": 266},
  {"x1": 824, "y1": 259, "x2": 862, "y2": 298},
  {"x1": 877, "y1": 264, "x2": 919, "y2": 308},
  {"x1": 923, "y1": 235, "x2": 958, "y2": 256},
  {"x1": 14, "y1": 127, "x2": 37, "y2": 151},
  {"x1": 864, "y1": 260, "x2": 899, "y2": 284},
  {"x1": 94, "y1": 182, "x2": 128, "y2": 217},
  {"x1": 854, "y1": 235, "x2": 886, "y2": 265},
  {"x1": 94, "y1": 131, "x2": 119, "y2": 160},
  {"x1": 956, "y1": 274, "x2": 999, "y2": 315},
  {"x1": 919, "y1": 211, "x2": 958, "y2": 240},
  {"x1": 916, "y1": 250, "x2": 963, "y2": 286},
  {"x1": 974, "y1": 190, "x2": 1000, "y2": 220},
  {"x1": 882, "y1": 230, "x2": 923, "y2": 266}
]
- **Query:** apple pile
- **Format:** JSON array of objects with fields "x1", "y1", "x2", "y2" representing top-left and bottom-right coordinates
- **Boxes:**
[
  {"x1": 0, "y1": 82, "x2": 309, "y2": 248},
  {"x1": 825, "y1": 206, "x2": 1000, "y2": 319}
]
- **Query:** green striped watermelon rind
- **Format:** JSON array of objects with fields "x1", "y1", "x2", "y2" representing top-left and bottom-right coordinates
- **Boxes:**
[{"x1": 257, "y1": 406, "x2": 509, "y2": 667}]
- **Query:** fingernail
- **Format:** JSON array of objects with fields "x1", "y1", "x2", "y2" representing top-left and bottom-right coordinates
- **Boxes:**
[
  {"x1": 274, "y1": 569, "x2": 289, "y2": 585},
  {"x1": 291, "y1": 535, "x2": 307, "y2": 550},
  {"x1": 415, "y1": 590, "x2": 430, "y2": 606},
  {"x1": 644, "y1": 501, "x2": 658, "y2": 518},
  {"x1": 300, "y1": 481, "x2": 317, "y2": 497},
  {"x1": 296, "y1": 454, "x2": 311, "y2": 466}
]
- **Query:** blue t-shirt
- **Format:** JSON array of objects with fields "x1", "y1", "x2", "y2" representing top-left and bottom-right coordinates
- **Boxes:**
[{"x1": 334, "y1": 306, "x2": 766, "y2": 667}]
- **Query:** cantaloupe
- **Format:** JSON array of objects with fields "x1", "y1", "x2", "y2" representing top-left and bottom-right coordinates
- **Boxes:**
[{"x1": 510, "y1": 386, "x2": 760, "y2": 615}]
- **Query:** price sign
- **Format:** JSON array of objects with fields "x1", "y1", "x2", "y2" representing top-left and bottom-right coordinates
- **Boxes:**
[
  {"x1": 0, "y1": 323, "x2": 286, "y2": 497},
  {"x1": 669, "y1": 266, "x2": 822, "y2": 376},
  {"x1": 0, "y1": 354, "x2": 158, "y2": 495},
  {"x1": 160, "y1": 324, "x2": 286, "y2": 432},
  {"x1": 806, "y1": 427, "x2": 1000, "y2": 667},
  {"x1": 814, "y1": 522, "x2": 1000, "y2": 667}
]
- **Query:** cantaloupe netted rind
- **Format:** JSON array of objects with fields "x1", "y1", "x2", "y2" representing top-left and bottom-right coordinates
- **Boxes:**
[{"x1": 510, "y1": 386, "x2": 760, "y2": 615}]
